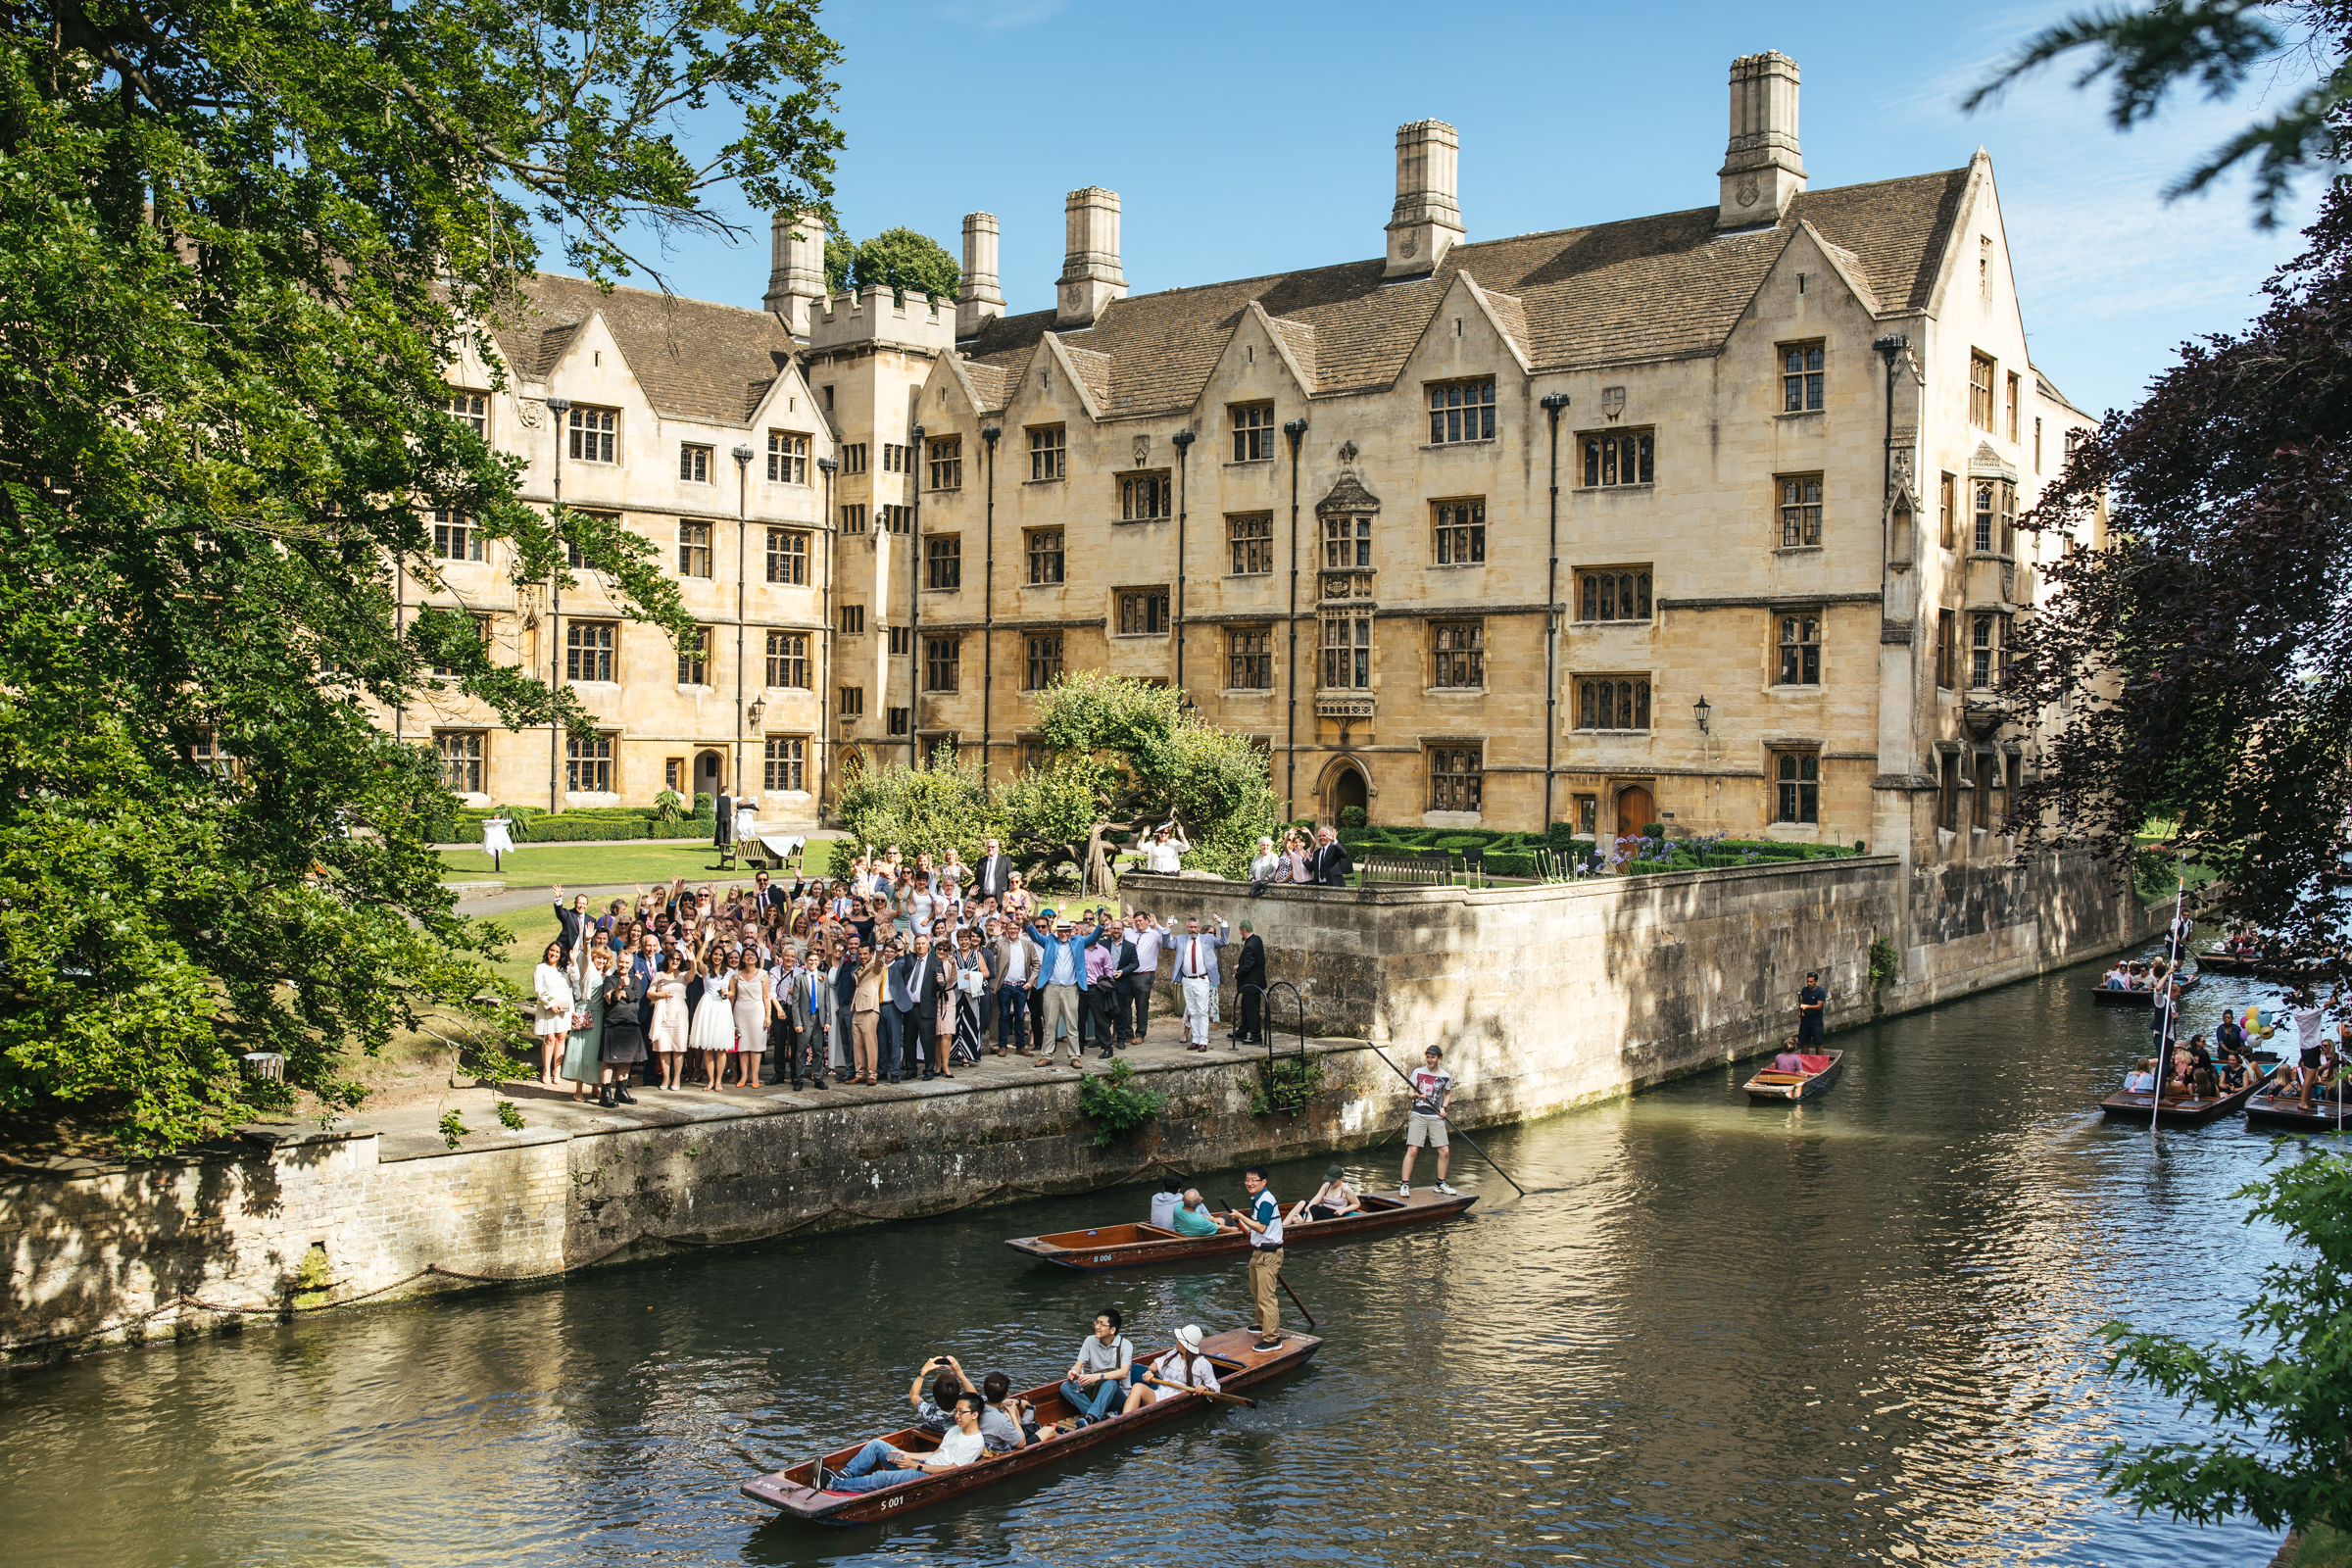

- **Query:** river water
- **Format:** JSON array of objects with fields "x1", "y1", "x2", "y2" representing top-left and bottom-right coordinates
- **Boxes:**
[{"x1": 0, "y1": 950, "x2": 2306, "y2": 1567}]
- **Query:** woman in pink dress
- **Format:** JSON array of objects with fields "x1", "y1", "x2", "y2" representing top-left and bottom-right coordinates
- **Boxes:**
[
  {"x1": 647, "y1": 953, "x2": 693, "y2": 1091},
  {"x1": 726, "y1": 946, "x2": 773, "y2": 1090}
]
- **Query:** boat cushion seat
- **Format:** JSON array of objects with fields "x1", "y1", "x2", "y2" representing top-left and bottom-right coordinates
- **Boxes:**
[{"x1": 1795, "y1": 1054, "x2": 1833, "y2": 1073}]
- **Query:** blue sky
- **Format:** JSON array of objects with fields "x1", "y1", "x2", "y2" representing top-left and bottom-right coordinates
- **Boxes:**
[{"x1": 615, "y1": 0, "x2": 2324, "y2": 418}]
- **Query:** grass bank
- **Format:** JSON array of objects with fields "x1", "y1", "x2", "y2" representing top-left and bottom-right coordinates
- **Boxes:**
[{"x1": 439, "y1": 839, "x2": 845, "y2": 888}]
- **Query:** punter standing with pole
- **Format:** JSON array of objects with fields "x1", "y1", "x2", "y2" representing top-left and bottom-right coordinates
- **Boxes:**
[
  {"x1": 1796, "y1": 971, "x2": 1827, "y2": 1047},
  {"x1": 1228, "y1": 1165, "x2": 1287, "y2": 1351},
  {"x1": 1398, "y1": 1046, "x2": 1458, "y2": 1198}
]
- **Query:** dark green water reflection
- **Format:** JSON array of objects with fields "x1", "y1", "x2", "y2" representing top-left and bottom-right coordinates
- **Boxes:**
[{"x1": 0, "y1": 950, "x2": 2300, "y2": 1565}]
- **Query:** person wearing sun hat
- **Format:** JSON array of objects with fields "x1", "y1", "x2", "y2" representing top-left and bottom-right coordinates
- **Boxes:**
[
  {"x1": 1026, "y1": 906, "x2": 1106, "y2": 1068},
  {"x1": 1123, "y1": 1324, "x2": 1222, "y2": 1412}
]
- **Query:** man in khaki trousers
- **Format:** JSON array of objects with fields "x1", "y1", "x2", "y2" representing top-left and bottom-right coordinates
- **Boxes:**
[{"x1": 1230, "y1": 1164, "x2": 1287, "y2": 1351}]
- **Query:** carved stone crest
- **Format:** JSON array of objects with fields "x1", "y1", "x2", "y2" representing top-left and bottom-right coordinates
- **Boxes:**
[
  {"x1": 1132, "y1": 435, "x2": 1151, "y2": 467},
  {"x1": 1600, "y1": 386, "x2": 1626, "y2": 421},
  {"x1": 1399, "y1": 232, "x2": 1419, "y2": 259},
  {"x1": 1337, "y1": 440, "x2": 1359, "y2": 466},
  {"x1": 515, "y1": 398, "x2": 546, "y2": 429},
  {"x1": 1736, "y1": 175, "x2": 1760, "y2": 208}
]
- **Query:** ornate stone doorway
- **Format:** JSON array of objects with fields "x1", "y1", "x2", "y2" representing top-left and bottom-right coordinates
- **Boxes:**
[{"x1": 1329, "y1": 762, "x2": 1369, "y2": 825}]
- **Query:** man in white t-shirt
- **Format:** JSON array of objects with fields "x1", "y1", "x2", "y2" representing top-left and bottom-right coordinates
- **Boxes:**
[
  {"x1": 2292, "y1": 987, "x2": 2338, "y2": 1112},
  {"x1": 817, "y1": 1393, "x2": 989, "y2": 1493},
  {"x1": 1400, "y1": 1045, "x2": 1457, "y2": 1197}
]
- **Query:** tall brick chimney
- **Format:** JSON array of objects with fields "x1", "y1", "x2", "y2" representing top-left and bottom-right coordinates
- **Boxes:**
[
  {"x1": 1385, "y1": 120, "x2": 1465, "y2": 278},
  {"x1": 1717, "y1": 52, "x2": 1806, "y2": 228},
  {"x1": 763, "y1": 208, "x2": 827, "y2": 339},
  {"x1": 958, "y1": 212, "x2": 1005, "y2": 340},
  {"x1": 1056, "y1": 187, "x2": 1125, "y2": 329}
]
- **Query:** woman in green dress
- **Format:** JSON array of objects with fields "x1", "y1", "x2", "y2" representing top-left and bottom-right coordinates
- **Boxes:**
[{"x1": 562, "y1": 946, "x2": 611, "y2": 1099}]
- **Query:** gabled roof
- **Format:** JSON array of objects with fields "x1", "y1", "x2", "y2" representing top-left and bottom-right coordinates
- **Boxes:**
[
  {"x1": 958, "y1": 168, "x2": 1970, "y2": 419},
  {"x1": 489, "y1": 273, "x2": 800, "y2": 424}
]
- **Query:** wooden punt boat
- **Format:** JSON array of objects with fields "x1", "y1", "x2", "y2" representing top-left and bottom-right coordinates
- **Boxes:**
[
  {"x1": 740, "y1": 1329, "x2": 1320, "y2": 1525},
  {"x1": 1006, "y1": 1188, "x2": 1475, "y2": 1271},
  {"x1": 2089, "y1": 971, "x2": 2202, "y2": 1006},
  {"x1": 2193, "y1": 949, "x2": 2340, "y2": 982},
  {"x1": 1741, "y1": 1049, "x2": 1844, "y2": 1103},
  {"x1": 2245, "y1": 1086, "x2": 2352, "y2": 1132},
  {"x1": 2099, "y1": 1073, "x2": 2264, "y2": 1127}
]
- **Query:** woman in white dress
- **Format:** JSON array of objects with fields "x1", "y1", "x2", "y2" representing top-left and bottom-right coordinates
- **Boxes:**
[
  {"x1": 726, "y1": 946, "x2": 773, "y2": 1090},
  {"x1": 648, "y1": 953, "x2": 693, "y2": 1091},
  {"x1": 688, "y1": 950, "x2": 737, "y2": 1090},
  {"x1": 1144, "y1": 822, "x2": 1189, "y2": 875},
  {"x1": 531, "y1": 942, "x2": 575, "y2": 1088}
]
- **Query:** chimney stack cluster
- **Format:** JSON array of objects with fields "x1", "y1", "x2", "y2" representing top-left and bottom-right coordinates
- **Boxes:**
[{"x1": 762, "y1": 52, "x2": 1806, "y2": 339}]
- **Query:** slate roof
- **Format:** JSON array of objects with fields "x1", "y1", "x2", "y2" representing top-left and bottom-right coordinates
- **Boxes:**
[
  {"x1": 489, "y1": 273, "x2": 800, "y2": 424},
  {"x1": 959, "y1": 168, "x2": 1970, "y2": 419}
]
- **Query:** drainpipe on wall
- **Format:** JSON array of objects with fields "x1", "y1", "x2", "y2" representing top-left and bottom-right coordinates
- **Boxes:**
[
  {"x1": 1171, "y1": 426, "x2": 1195, "y2": 699},
  {"x1": 1540, "y1": 392, "x2": 1570, "y2": 831},
  {"x1": 908, "y1": 420, "x2": 924, "y2": 767},
  {"x1": 817, "y1": 455, "x2": 837, "y2": 803},
  {"x1": 543, "y1": 395, "x2": 571, "y2": 813},
  {"x1": 981, "y1": 425, "x2": 1001, "y2": 776},
  {"x1": 1283, "y1": 416, "x2": 1308, "y2": 820},
  {"x1": 732, "y1": 444, "x2": 753, "y2": 799}
]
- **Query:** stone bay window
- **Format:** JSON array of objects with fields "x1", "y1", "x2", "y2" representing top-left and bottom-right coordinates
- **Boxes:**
[{"x1": 1321, "y1": 614, "x2": 1372, "y2": 691}]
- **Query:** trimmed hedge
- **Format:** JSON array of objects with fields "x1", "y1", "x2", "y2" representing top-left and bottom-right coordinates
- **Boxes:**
[{"x1": 448, "y1": 796, "x2": 718, "y2": 845}]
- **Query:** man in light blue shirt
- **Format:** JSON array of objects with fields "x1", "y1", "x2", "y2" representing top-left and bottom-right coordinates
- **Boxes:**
[
  {"x1": 1230, "y1": 1164, "x2": 1287, "y2": 1350},
  {"x1": 1027, "y1": 910, "x2": 1105, "y2": 1069}
]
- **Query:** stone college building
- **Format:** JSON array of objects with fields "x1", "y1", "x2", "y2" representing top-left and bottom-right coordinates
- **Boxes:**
[{"x1": 396, "y1": 50, "x2": 2096, "y2": 872}]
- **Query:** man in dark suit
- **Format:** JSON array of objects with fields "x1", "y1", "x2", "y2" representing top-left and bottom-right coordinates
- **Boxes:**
[
  {"x1": 751, "y1": 870, "x2": 789, "y2": 921},
  {"x1": 1230, "y1": 919, "x2": 1267, "y2": 1044},
  {"x1": 973, "y1": 836, "x2": 1013, "y2": 903},
  {"x1": 888, "y1": 937, "x2": 942, "y2": 1082},
  {"x1": 1106, "y1": 921, "x2": 1143, "y2": 1048},
  {"x1": 1311, "y1": 826, "x2": 1351, "y2": 887},
  {"x1": 775, "y1": 951, "x2": 828, "y2": 1090},
  {"x1": 713, "y1": 786, "x2": 734, "y2": 849}
]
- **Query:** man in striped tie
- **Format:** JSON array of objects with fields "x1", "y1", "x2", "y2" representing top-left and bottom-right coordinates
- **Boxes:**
[{"x1": 1173, "y1": 916, "x2": 1229, "y2": 1051}]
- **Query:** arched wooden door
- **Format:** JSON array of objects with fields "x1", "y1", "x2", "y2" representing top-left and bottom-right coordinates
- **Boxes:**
[
  {"x1": 1331, "y1": 764, "x2": 1368, "y2": 823},
  {"x1": 1616, "y1": 785, "x2": 1656, "y2": 838}
]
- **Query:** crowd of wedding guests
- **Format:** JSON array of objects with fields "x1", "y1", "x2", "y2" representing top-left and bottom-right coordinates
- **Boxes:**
[{"x1": 526, "y1": 837, "x2": 1278, "y2": 1106}]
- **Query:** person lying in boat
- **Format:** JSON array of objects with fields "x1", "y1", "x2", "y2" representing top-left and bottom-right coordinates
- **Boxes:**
[
  {"x1": 1170, "y1": 1189, "x2": 1225, "y2": 1238},
  {"x1": 814, "y1": 1393, "x2": 990, "y2": 1494},
  {"x1": 1120, "y1": 1324, "x2": 1222, "y2": 1414},
  {"x1": 1059, "y1": 1307, "x2": 1136, "y2": 1427},
  {"x1": 1285, "y1": 1163, "x2": 1363, "y2": 1226}
]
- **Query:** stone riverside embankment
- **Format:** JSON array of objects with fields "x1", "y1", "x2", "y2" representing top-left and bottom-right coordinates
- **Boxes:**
[{"x1": 2, "y1": 850, "x2": 2160, "y2": 1361}]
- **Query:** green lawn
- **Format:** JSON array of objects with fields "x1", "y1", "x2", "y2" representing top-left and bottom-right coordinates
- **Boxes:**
[
  {"x1": 2296, "y1": 1524, "x2": 2352, "y2": 1568},
  {"x1": 440, "y1": 838, "x2": 844, "y2": 889}
]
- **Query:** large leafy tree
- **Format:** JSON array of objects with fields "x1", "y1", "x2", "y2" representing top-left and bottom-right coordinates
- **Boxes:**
[
  {"x1": 852, "y1": 225, "x2": 958, "y2": 299},
  {"x1": 2098, "y1": 1148, "x2": 2352, "y2": 1533},
  {"x1": 1976, "y1": 3, "x2": 2352, "y2": 954},
  {"x1": 0, "y1": 0, "x2": 843, "y2": 1152}
]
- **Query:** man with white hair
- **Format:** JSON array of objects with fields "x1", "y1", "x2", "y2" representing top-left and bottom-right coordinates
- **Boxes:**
[
  {"x1": 1170, "y1": 915, "x2": 1228, "y2": 1050},
  {"x1": 1248, "y1": 835, "x2": 1281, "y2": 886}
]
